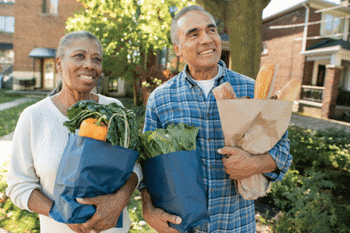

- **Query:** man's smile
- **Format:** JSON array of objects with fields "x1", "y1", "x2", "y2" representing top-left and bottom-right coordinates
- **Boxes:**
[
  {"x1": 199, "y1": 49, "x2": 215, "y2": 55},
  {"x1": 79, "y1": 75, "x2": 95, "y2": 81}
]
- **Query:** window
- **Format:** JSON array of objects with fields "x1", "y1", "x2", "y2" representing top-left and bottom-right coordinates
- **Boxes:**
[
  {"x1": 0, "y1": 0, "x2": 15, "y2": 3},
  {"x1": 321, "y1": 13, "x2": 345, "y2": 37},
  {"x1": 0, "y1": 16, "x2": 14, "y2": 33},
  {"x1": 42, "y1": 0, "x2": 58, "y2": 15}
]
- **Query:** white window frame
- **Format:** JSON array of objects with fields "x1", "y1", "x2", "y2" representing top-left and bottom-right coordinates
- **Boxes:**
[
  {"x1": 43, "y1": 0, "x2": 58, "y2": 15},
  {"x1": 320, "y1": 12, "x2": 346, "y2": 39},
  {"x1": 0, "y1": 16, "x2": 14, "y2": 33}
]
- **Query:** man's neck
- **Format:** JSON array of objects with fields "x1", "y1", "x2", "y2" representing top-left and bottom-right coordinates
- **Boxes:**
[{"x1": 187, "y1": 65, "x2": 219, "y2": 81}]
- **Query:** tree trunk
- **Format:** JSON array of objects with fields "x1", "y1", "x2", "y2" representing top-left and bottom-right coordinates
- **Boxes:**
[
  {"x1": 226, "y1": 0, "x2": 265, "y2": 79},
  {"x1": 132, "y1": 74, "x2": 138, "y2": 106}
]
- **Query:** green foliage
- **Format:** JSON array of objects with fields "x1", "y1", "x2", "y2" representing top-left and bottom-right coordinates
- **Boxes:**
[
  {"x1": 0, "y1": 165, "x2": 40, "y2": 232},
  {"x1": 288, "y1": 126, "x2": 350, "y2": 172},
  {"x1": 64, "y1": 100, "x2": 140, "y2": 150},
  {"x1": 265, "y1": 126, "x2": 350, "y2": 232},
  {"x1": 127, "y1": 191, "x2": 157, "y2": 232},
  {"x1": 267, "y1": 169, "x2": 350, "y2": 232},
  {"x1": 66, "y1": 0, "x2": 194, "y2": 80},
  {"x1": 139, "y1": 123, "x2": 199, "y2": 160}
]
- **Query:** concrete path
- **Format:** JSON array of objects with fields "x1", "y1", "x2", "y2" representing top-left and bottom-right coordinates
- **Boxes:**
[
  {"x1": 290, "y1": 113, "x2": 350, "y2": 133},
  {"x1": 0, "y1": 132, "x2": 13, "y2": 168},
  {"x1": 0, "y1": 98, "x2": 36, "y2": 111}
]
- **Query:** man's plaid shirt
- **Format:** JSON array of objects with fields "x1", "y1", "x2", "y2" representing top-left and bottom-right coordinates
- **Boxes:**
[{"x1": 141, "y1": 60, "x2": 292, "y2": 232}]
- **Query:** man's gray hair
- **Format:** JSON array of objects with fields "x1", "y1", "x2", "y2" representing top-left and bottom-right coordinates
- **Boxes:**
[
  {"x1": 170, "y1": 5, "x2": 216, "y2": 45},
  {"x1": 56, "y1": 30, "x2": 103, "y2": 58}
]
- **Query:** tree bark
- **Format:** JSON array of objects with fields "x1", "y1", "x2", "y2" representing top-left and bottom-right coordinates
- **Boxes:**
[{"x1": 197, "y1": 0, "x2": 271, "y2": 79}]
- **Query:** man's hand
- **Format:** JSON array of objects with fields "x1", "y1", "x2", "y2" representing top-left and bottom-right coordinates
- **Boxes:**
[
  {"x1": 141, "y1": 189, "x2": 182, "y2": 233},
  {"x1": 218, "y1": 147, "x2": 277, "y2": 181}
]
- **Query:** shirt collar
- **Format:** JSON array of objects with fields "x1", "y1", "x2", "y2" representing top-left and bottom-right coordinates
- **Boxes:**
[{"x1": 183, "y1": 60, "x2": 227, "y2": 88}]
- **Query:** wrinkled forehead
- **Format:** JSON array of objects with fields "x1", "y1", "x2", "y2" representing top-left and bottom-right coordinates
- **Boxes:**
[
  {"x1": 65, "y1": 37, "x2": 103, "y2": 55},
  {"x1": 176, "y1": 10, "x2": 216, "y2": 33}
]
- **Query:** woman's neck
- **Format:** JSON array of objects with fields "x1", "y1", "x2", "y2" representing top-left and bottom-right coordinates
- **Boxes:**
[{"x1": 51, "y1": 87, "x2": 98, "y2": 116}]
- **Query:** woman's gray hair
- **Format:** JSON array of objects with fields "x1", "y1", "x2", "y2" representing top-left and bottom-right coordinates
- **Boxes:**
[
  {"x1": 170, "y1": 5, "x2": 216, "y2": 45},
  {"x1": 56, "y1": 30, "x2": 103, "y2": 58}
]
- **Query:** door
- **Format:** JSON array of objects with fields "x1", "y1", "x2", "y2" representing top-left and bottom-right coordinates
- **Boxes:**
[
  {"x1": 43, "y1": 59, "x2": 55, "y2": 89},
  {"x1": 316, "y1": 65, "x2": 326, "y2": 87}
]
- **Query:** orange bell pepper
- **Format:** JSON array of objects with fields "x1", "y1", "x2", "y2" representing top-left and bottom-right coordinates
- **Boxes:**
[{"x1": 78, "y1": 116, "x2": 108, "y2": 141}]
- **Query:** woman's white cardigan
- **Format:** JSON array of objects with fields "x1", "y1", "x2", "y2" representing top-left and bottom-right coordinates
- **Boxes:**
[{"x1": 6, "y1": 95, "x2": 142, "y2": 233}]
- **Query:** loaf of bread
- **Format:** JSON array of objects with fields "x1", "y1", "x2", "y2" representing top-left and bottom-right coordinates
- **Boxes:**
[
  {"x1": 254, "y1": 62, "x2": 277, "y2": 99},
  {"x1": 213, "y1": 82, "x2": 237, "y2": 100},
  {"x1": 278, "y1": 78, "x2": 301, "y2": 101}
]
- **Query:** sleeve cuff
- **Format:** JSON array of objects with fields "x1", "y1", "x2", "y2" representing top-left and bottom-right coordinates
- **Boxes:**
[{"x1": 132, "y1": 163, "x2": 143, "y2": 190}]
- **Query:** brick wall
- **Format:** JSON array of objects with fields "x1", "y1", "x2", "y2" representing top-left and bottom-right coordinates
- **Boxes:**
[
  {"x1": 0, "y1": 3, "x2": 14, "y2": 16},
  {"x1": 261, "y1": 7, "x2": 306, "y2": 97},
  {"x1": 13, "y1": 0, "x2": 83, "y2": 73},
  {"x1": 260, "y1": 5, "x2": 327, "y2": 99}
]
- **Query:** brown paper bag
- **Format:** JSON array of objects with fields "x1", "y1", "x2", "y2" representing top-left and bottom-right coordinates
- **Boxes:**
[{"x1": 216, "y1": 99, "x2": 293, "y2": 200}]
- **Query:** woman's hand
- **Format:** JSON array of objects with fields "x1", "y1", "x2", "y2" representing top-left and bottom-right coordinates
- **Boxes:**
[
  {"x1": 67, "y1": 223, "x2": 92, "y2": 233},
  {"x1": 76, "y1": 172, "x2": 138, "y2": 232},
  {"x1": 141, "y1": 189, "x2": 182, "y2": 233}
]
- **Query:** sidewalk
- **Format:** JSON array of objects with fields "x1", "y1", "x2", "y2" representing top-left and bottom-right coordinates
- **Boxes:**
[
  {"x1": 290, "y1": 113, "x2": 350, "y2": 133},
  {"x1": 0, "y1": 98, "x2": 36, "y2": 111},
  {"x1": 0, "y1": 132, "x2": 13, "y2": 167}
]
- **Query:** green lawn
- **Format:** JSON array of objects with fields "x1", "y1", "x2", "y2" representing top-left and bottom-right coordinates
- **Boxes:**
[
  {"x1": 0, "y1": 89, "x2": 25, "y2": 105},
  {"x1": 0, "y1": 98, "x2": 44, "y2": 137}
]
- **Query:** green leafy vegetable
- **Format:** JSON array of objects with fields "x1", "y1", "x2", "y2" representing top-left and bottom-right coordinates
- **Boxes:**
[
  {"x1": 139, "y1": 123, "x2": 199, "y2": 160},
  {"x1": 63, "y1": 100, "x2": 140, "y2": 151}
]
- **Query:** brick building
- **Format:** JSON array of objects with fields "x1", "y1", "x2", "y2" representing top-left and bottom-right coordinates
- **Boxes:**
[
  {"x1": 0, "y1": 0, "x2": 14, "y2": 73},
  {"x1": 12, "y1": 0, "x2": 83, "y2": 90},
  {"x1": 261, "y1": 0, "x2": 350, "y2": 120}
]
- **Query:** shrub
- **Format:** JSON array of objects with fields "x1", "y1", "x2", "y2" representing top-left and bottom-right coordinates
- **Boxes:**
[
  {"x1": 267, "y1": 169, "x2": 350, "y2": 232},
  {"x1": 0, "y1": 162, "x2": 40, "y2": 232}
]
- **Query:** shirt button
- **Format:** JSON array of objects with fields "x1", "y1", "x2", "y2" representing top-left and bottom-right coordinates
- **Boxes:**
[
  {"x1": 207, "y1": 114, "x2": 209, "y2": 117},
  {"x1": 211, "y1": 189, "x2": 213, "y2": 193},
  {"x1": 210, "y1": 165, "x2": 213, "y2": 168}
]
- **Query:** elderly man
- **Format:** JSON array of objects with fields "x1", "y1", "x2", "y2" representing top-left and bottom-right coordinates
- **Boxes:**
[{"x1": 140, "y1": 5, "x2": 292, "y2": 233}]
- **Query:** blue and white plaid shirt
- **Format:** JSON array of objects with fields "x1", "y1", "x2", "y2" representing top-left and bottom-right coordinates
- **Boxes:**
[{"x1": 141, "y1": 60, "x2": 292, "y2": 232}]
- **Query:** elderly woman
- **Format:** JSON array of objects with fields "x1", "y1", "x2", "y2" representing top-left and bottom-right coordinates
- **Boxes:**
[{"x1": 6, "y1": 31, "x2": 142, "y2": 233}]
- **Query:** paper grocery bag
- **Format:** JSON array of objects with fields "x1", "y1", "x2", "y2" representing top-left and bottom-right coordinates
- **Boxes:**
[{"x1": 216, "y1": 99, "x2": 293, "y2": 200}]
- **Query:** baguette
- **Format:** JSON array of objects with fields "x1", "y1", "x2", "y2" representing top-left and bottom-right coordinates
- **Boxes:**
[
  {"x1": 278, "y1": 78, "x2": 301, "y2": 101},
  {"x1": 213, "y1": 82, "x2": 237, "y2": 100},
  {"x1": 254, "y1": 62, "x2": 277, "y2": 99}
]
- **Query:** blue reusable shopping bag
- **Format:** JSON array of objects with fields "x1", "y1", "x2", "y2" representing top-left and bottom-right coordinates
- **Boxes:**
[
  {"x1": 49, "y1": 133, "x2": 139, "y2": 227},
  {"x1": 142, "y1": 149, "x2": 209, "y2": 232}
]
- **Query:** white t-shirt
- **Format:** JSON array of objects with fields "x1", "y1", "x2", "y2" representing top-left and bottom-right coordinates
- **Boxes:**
[
  {"x1": 186, "y1": 65, "x2": 223, "y2": 98},
  {"x1": 6, "y1": 95, "x2": 142, "y2": 233}
]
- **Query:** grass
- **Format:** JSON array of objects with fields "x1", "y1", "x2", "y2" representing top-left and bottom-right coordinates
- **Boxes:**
[
  {"x1": 0, "y1": 89, "x2": 25, "y2": 105},
  {"x1": 0, "y1": 98, "x2": 44, "y2": 137}
]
